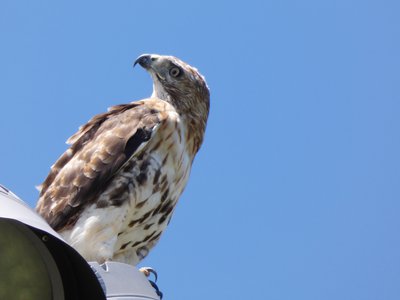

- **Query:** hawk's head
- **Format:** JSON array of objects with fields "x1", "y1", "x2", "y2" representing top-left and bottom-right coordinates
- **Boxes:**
[{"x1": 134, "y1": 54, "x2": 210, "y2": 122}]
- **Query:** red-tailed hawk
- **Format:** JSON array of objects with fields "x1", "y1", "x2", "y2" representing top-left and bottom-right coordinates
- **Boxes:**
[{"x1": 36, "y1": 54, "x2": 210, "y2": 266}]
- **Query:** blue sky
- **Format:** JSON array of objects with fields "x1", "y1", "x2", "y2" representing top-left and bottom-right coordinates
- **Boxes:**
[{"x1": 1, "y1": 0, "x2": 400, "y2": 299}]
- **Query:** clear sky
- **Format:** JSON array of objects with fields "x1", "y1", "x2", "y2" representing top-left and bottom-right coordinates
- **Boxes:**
[{"x1": 1, "y1": 1, "x2": 399, "y2": 299}]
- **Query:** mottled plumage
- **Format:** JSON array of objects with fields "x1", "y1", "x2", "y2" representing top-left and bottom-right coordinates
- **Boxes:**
[{"x1": 36, "y1": 54, "x2": 210, "y2": 265}]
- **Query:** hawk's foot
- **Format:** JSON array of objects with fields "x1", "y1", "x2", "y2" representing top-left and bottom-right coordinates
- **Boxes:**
[{"x1": 139, "y1": 267, "x2": 163, "y2": 299}]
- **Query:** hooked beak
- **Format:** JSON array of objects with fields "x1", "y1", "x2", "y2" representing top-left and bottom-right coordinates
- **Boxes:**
[{"x1": 134, "y1": 54, "x2": 157, "y2": 69}]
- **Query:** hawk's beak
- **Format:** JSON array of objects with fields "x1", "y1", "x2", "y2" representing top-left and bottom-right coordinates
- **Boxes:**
[{"x1": 134, "y1": 54, "x2": 153, "y2": 69}]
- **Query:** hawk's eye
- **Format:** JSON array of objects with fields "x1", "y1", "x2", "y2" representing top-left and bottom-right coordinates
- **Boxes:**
[{"x1": 169, "y1": 67, "x2": 181, "y2": 78}]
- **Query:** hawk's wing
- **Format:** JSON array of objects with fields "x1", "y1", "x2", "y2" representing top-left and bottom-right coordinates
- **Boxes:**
[{"x1": 36, "y1": 99, "x2": 168, "y2": 231}]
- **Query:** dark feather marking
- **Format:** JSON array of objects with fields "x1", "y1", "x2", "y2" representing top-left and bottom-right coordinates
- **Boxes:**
[
  {"x1": 96, "y1": 199, "x2": 110, "y2": 208},
  {"x1": 160, "y1": 200, "x2": 173, "y2": 214},
  {"x1": 136, "y1": 172, "x2": 148, "y2": 185},
  {"x1": 143, "y1": 223, "x2": 153, "y2": 230},
  {"x1": 161, "y1": 188, "x2": 169, "y2": 202},
  {"x1": 158, "y1": 214, "x2": 167, "y2": 225},
  {"x1": 160, "y1": 175, "x2": 169, "y2": 192},
  {"x1": 100, "y1": 184, "x2": 128, "y2": 208},
  {"x1": 152, "y1": 184, "x2": 160, "y2": 194},
  {"x1": 151, "y1": 202, "x2": 162, "y2": 216},
  {"x1": 140, "y1": 159, "x2": 151, "y2": 172},
  {"x1": 131, "y1": 240, "x2": 142, "y2": 248},
  {"x1": 165, "y1": 205, "x2": 174, "y2": 216},
  {"x1": 177, "y1": 128, "x2": 182, "y2": 143},
  {"x1": 128, "y1": 210, "x2": 152, "y2": 228},
  {"x1": 141, "y1": 210, "x2": 152, "y2": 222},
  {"x1": 151, "y1": 168, "x2": 162, "y2": 193},
  {"x1": 148, "y1": 231, "x2": 162, "y2": 243},
  {"x1": 161, "y1": 174, "x2": 168, "y2": 183},
  {"x1": 135, "y1": 199, "x2": 147, "y2": 209},
  {"x1": 158, "y1": 205, "x2": 174, "y2": 225},
  {"x1": 120, "y1": 241, "x2": 131, "y2": 250},
  {"x1": 110, "y1": 196, "x2": 127, "y2": 207},
  {"x1": 128, "y1": 219, "x2": 139, "y2": 228},
  {"x1": 130, "y1": 231, "x2": 160, "y2": 247},
  {"x1": 143, "y1": 231, "x2": 156, "y2": 242},
  {"x1": 153, "y1": 168, "x2": 162, "y2": 185},
  {"x1": 162, "y1": 154, "x2": 169, "y2": 165},
  {"x1": 136, "y1": 159, "x2": 151, "y2": 185}
]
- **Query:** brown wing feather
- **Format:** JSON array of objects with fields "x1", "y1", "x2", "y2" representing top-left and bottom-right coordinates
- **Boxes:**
[{"x1": 36, "y1": 100, "x2": 163, "y2": 231}]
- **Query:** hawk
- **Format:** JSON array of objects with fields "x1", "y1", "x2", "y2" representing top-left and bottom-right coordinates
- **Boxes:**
[{"x1": 36, "y1": 54, "x2": 210, "y2": 266}]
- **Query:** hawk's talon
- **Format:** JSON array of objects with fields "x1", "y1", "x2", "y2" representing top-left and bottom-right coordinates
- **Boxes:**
[
  {"x1": 140, "y1": 267, "x2": 162, "y2": 299},
  {"x1": 139, "y1": 266, "x2": 158, "y2": 282},
  {"x1": 149, "y1": 280, "x2": 163, "y2": 299}
]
